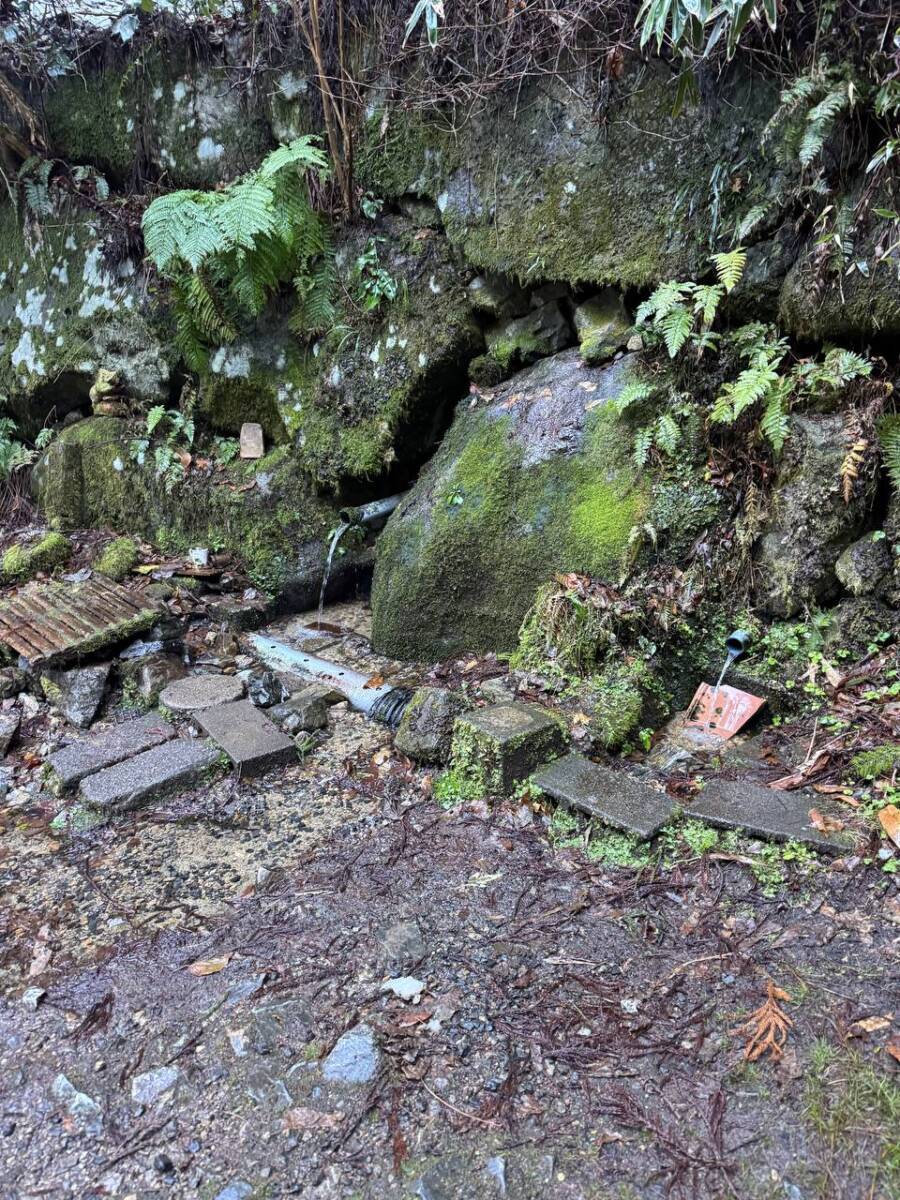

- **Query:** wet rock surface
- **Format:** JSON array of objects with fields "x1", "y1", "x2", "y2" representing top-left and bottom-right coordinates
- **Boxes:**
[
  {"x1": 533, "y1": 752, "x2": 675, "y2": 838},
  {"x1": 79, "y1": 737, "x2": 222, "y2": 813},
  {"x1": 683, "y1": 779, "x2": 854, "y2": 852},
  {"x1": 40, "y1": 663, "x2": 111, "y2": 729},
  {"x1": 47, "y1": 712, "x2": 177, "y2": 792},
  {"x1": 195, "y1": 700, "x2": 296, "y2": 776},
  {"x1": 160, "y1": 673, "x2": 246, "y2": 712},
  {"x1": 395, "y1": 687, "x2": 463, "y2": 764}
]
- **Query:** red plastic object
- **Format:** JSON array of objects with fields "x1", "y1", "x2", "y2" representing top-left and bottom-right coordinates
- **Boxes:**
[{"x1": 684, "y1": 682, "x2": 766, "y2": 740}]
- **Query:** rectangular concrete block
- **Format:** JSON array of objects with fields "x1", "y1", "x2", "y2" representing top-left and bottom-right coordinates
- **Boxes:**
[
  {"x1": 79, "y1": 737, "x2": 220, "y2": 812},
  {"x1": 532, "y1": 752, "x2": 675, "y2": 838},
  {"x1": 194, "y1": 700, "x2": 296, "y2": 777},
  {"x1": 48, "y1": 714, "x2": 176, "y2": 792},
  {"x1": 450, "y1": 702, "x2": 566, "y2": 795},
  {"x1": 684, "y1": 779, "x2": 854, "y2": 853}
]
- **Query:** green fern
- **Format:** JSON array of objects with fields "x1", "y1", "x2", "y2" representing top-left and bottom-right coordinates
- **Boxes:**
[
  {"x1": 613, "y1": 379, "x2": 654, "y2": 415},
  {"x1": 142, "y1": 137, "x2": 333, "y2": 361},
  {"x1": 633, "y1": 426, "x2": 654, "y2": 467},
  {"x1": 660, "y1": 304, "x2": 694, "y2": 357},
  {"x1": 879, "y1": 416, "x2": 900, "y2": 492},
  {"x1": 711, "y1": 247, "x2": 747, "y2": 292}
]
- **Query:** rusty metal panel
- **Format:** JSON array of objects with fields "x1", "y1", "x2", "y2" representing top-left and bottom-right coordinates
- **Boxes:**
[
  {"x1": 0, "y1": 577, "x2": 159, "y2": 667},
  {"x1": 685, "y1": 682, "x2": 766, "y2": 740}
]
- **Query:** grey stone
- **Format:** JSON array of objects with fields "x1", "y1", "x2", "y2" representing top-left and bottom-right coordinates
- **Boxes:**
[
  {"x1": 0, "y1": 710, "x2": 19, "y2": 756},
  {"x1": 467, "y1": 273, "x2": 529, "y2": 319},
  {"x1": 835, "y1": 533, "x2": 892, "y2": 596},
  {"x1": 47, "y1": 713, "x2": 176, "y2": 792},
  {"x1": 321, "y1": 1024, "x2": 379, "y2": 1085},
  {"x1": 573, "y1": 288, "x2": 631, "y2": 365},
  {"x1": 378, "y1": 920, "x2": 426, "y2": 971},
  {"x1": 130, "y1": 1066, "x2": 179, "y2": 1105},
  {"x1": 214, "y1": 1182, "x2": 253, "y2": 1200},
  {"x1": 0, "y1": 667, "x2": 27, "y2": 700},
  {"x1": 79, "y1": 738, "x2": 220, "y2": 812},
  {"x1": 478, "y1": 677, "x2": 518, "y2": 705},
  {"x1": 205, "y1": 595, "x2": 268, "y2": 631},
  {"x1": 755, "y1": 415, "x2": 873, "y2": 617},
  {"x1": 41, "y1": 663, "x2": 111, "y2": 728},
  {"x1": 21, "y1": 986, "x2": 45, "y2": 1011},
  {"x1": 223, "y1": 973, "x2": 267, "y2": 1010},
  {"x1": 282, "y1": 684, "x2": 333, "y2": 731},
  {"x1": 195, "y1": 700, "x2": 295, "y2": 776},
  {"x1": 532, "y1": 752, "x2": 675, "y2": 838},
  {"x1": 159, "y1": 673, "x2": 245, "y2": 712},
  {"x1": 381, "y1": 976, "x2": 426, "y2": 1002},
  {"x1": 484, "y1": 301, "x2": 574, "y2": 377},
  {"x1": 239, "y1": 422, "x2": 264, "y2": 459},
  {"x1": 450, "y1": 703, "x2": 567, "y2": 795},
  {"x1": 135, "y1": 653, "x2": 186, "y2": 704},
  {"x1": 0, "y1": 768, "x2": 9, "y2": 802},
  {"x1": 247, "y1": 997, "x2": 313, "y2": 1053},
  {"x1": 247, "y1": 670, "x2": 289, "y2": 709},
  {"x1": 395, "y1": 687, "x2": 463, "y2": 764},
  {"x1": 416, "y1": 1156, "x2": 480, "y2": 1200},
  {"x1": 684, "y1": 779, "x2": 854, "y2": 852},
  {"x1": 52, "y1": 1074, "x2": 102, "y2": 1135}
]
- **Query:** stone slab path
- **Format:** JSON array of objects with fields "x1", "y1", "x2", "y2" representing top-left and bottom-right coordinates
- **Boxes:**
[
  {"x1": 532, "y1": 751, "x2": 675, "y2": 838},
  {"x1": 684, "y1": 778, "x2": 854, "y2": 852},
  {"x1": 79, "y1": 738, "x2": 221, "y2": 813},
  {"x1": 47, "y1": 713, "x2": 176, "y2": 791},
  {"x1": 159, "y1": 674, "x2": 245, "y2": 712},
  {"x1": 195, "y1": 699, "x2": 296, "y2": 776}
]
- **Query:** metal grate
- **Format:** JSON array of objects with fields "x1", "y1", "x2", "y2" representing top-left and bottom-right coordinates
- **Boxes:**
[{"x1": 0, "y1": 577, "x2": 159, "y2": 667}]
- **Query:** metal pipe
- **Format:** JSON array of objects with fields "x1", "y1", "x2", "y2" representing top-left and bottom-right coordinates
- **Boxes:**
[
  {"x1": 338, "y1": 493, "x2": 405, "y2": 530},
  {"x1": 246, "y1": 633, "x2": 410, "y2": 725}
]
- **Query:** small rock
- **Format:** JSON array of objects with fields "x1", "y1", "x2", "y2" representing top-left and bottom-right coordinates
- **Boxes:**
[
  {"x1": 486, "y1": 1156, "x2": 507, "y2": 1195},
  {"x1": 378, "y1": 920, "x2": 426, "y2": 972},
  {"x1": 130, "y1": 1065, "x2": 179, "y2": 1105},
  {"x1": 284, "y1": 683, "x2": 339, "y2": 730},
  {"x1": 321, "y1": 1024, "x2": 379, "y2": 1085},
  {"x1": 136, "y1": 653, "x2": 186, "y2": 704},
  {"x1": 153, "y1": 1153, "x2": 174, "y2": 1174},
  {"x1": 21, "y1": 986, "x2": 46, "y2": 1010},
  {"x1": 0, "y1": 667, "x2": 28, "y2": 699},
  {"x1": 247, "y1": 670, "x2": 289, "y2": 709},
  {"x1": 573, "y1": 288, "x2": 631, "y2": 365},
  {"x1": 119, "y1": 638, "x2": 165, "y2": 660},
  {"x1": 381, "y1": 976, "x2": 426, "y2": 1003},
  {"x1": 214, "y1": 1182, "x2": 253, "y2": 1200},
  {"x1": 41, "y1": 663, "x2": 111, "y2": 729},
  {"x1": 395, "y1": 687, "x2": 463, "y2": 764},
  {"x1": 52, "y1": 1074, "x2": 102, "y2": 1135},
  {"x1": 0, "y1": 710, "x2": 20, "y2": 757},
  {"x1": 835, "y1": 532, "x2": 892, "y2": 597},
  {"x1": 240, "y1": 422, "x2": 265, "y2": 459}
]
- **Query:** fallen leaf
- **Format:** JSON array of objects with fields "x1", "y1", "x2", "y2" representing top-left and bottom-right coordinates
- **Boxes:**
[
  {"x1": 363, "y1": 673, "x2": 385, "y2": 689},
  {"x1": 372, "y1": 746, "x2": 392, "y2": 766},
  {"x1": 878, "y1": 804, "x2": 900, "y2": 849},
  {"x1": 809, "y1": 808, "x2": 845, "y2": 833},
  {"x1": 848, "y1": 1014, "x2": 893, "y2": 1037},
  {"x1": 187, "y1": 955, "x2": 231, "y2": 976},
  {"x1": 887, "y1": 1038, "x2": 900, "y2": 1063},
  {"x1": 282, "y1": 1106, "x2": 345, "y2": 1131}
]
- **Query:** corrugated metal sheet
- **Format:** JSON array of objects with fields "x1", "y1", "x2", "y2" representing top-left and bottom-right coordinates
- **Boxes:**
[{"x1": 0, "y1": 577, "x2": 158, "y2": 667}]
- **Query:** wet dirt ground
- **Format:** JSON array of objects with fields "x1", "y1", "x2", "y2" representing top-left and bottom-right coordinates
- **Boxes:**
[{"x1": 0, "y1": 606, "x2": 897, "y2": 1200}]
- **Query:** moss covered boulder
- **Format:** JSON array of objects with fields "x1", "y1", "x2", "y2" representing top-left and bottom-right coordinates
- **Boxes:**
[
  {"x1": 371, "y1": 350, "x2": 650, "y2": 659},
  {"x1": 32, "y1": 417, "x2": 353, "y2": 605}
]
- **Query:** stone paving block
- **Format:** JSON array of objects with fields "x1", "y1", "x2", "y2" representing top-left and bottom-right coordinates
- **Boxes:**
[
  {"x1": 684, "y1": 779, "x2": 854, "y2": 853},
  {"x1": 47, "y1": 713, "x2": 176, "y2": 792},
  {"x1": 450, "y1": 702, "x2": 566, "y2": 794},
  {"x1": 79, "y1": 738, "x2": 220, "y2": 812},
  {"x1": 532, "y1": 752, "x2": 675, "y2": 839},
  {"x1": 195, "y1": 700, "x2": 295, "y2": 777},
  {"x1": 159, "y1": 673, "x2": 245, "y2": 712}
]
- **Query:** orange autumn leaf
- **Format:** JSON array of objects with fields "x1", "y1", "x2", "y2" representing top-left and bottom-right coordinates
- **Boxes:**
[
  {"x1": 878, "y1": 804, "x2": 900, "y2": 849},
  {"x1": 809, "y1": 808, "x2": 845, "y2": 833}
]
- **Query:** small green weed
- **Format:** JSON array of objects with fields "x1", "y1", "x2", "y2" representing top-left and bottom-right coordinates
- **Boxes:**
[{"x1": 433, "y1": 766, "x2": 484, "y2": 809}]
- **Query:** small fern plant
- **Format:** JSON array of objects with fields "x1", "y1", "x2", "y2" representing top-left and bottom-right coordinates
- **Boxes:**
[
  {"x1": 636, "y1": 248, "x2": 746, "y2": 358},
  {"x1": 763, "y1": 65, "x2": 858, "y2": 172},
  {"x1": 879, "y1": 415, "x2": 900, "y2": 494},
  {"x1": 142, "y1": 136, "x2": 335, "y2": 370}
]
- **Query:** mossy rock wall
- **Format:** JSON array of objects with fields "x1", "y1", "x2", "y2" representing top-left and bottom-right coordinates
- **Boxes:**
[
  {"x1": 371, "y1": 350, "x2": 649, "y2": 660},
  {"x1": 32, "y1": 416, "x2": 346, "y2": 602}
]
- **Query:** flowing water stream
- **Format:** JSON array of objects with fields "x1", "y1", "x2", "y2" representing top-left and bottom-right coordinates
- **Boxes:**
[{"x1": 317, "y1": 522, "x2": 351, "y2": 627}]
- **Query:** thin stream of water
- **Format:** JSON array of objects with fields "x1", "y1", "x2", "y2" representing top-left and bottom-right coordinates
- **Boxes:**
[
  {"x1": 704, "y1": 648, "x2": 739, "y2": 732},
  {"x1": 317, "y1": 522, "x2": 350, "y2": 627}
]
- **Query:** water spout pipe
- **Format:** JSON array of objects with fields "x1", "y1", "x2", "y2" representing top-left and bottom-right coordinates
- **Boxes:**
[
  {"x1": 339, "y1": 493, "x2": 405, "y2": 531},
  {"x1": 246, "y1": 633, "x2": 411, "y2": 726},
  {"x1": 725, "y1": 629, "x2": 752, "y2": 663}
]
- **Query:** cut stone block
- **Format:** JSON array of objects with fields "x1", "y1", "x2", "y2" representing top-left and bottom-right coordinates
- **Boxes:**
[
  {"x1": 684, "y1": 779, "x2": 854, "y2": 852},
  {"x1": 79, "y1": 738, "x2": 220, "y2": 812},
  {"x1": 194, "y1": 700, "x2": 295, "y2": 777},
  {"x1": 159, "y1": 673, "x2": 245, "y2": 712},
  {"x1": 47, "y1": 713, "x2": 176, "y2": 792},
  {"x1": 239, "y1": 422, "x2": 264, "y2": 459},
  {"x1": 450, "y1": 702, "x2": 566, "y2": 795},
  {"x1": 532, "y1": 752, "x2": 675, "y2": 838}
]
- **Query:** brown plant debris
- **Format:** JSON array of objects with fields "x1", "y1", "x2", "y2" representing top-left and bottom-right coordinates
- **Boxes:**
[{"x1": 738, "y1": 981, "x2": 794, "y2": 1061}]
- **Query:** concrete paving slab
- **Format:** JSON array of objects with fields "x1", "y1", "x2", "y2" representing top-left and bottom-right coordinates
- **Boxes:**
[
  {"x1": 79, "y1": 738, "x2": 220, "y2": 812},
  {"x1": 532, "y1": 752, "x2": 675, "y2": 838},
  {"x1": 451, "y1": 702, "x2": 566, "y2": 794},
  {"x1": 195, "y1": 700, "x2": 296, "y2": 777},
  {"x1": 159, "y1": 673, "x2": 245, "y2": 712},
  {"x1": 47, "y1": 714, "x2": 176, "y2": 792},
  {"x1": 684, "y1": 779, "x2": 854, "y2": 852}
]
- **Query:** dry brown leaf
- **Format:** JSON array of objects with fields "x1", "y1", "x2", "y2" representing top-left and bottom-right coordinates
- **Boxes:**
[
  {"x1": 737, "y1": 980, "x2": 793, "y2": 1061},
  {"x1": 363, "y1": 673, "x2": 385, "y2": 689},
  {"x1": 878, "y1": 804, "x2": 900, "y2": 849},
  {"x1": 847, "y1": 1014, "x2": 893, "y2": 1037},
  {"x1": 809, "y1": 808, "x2": 845, "y2": 833},
  {"x1": 282, "y1": 1106, "x2": 345, "y2": 1131},
  {"x1": 887, "y1": 1038, "x2": 900, "y2": 1063},
  {"x1": 187, "y1": 955, "x2": 231, "y2": 976}
]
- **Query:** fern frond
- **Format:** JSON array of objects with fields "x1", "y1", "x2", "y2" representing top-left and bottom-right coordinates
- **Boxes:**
[
  {"x1": 760, "y1": 382, "x2": 791, "y2": 452},
  {"x1": 259, "y1": 135, "x2": 330, "y2": 179},
  {"x1": 636, "y1": 281, "x2": 692, "y2": 324},
  {"x1": 660, "y1": 304, "x2": 694, "y2": 357},
  {"x1": 633, "y1": 426, "x2": 654, "y2": 467},
  {"x1": 613, "y1": 379, "x2": 653, "y2": 415},
  {"x1": 711, "y1": 247, "x2": 746, "y2": 292},
  {"x1": 693, "y1": 283, "x2": 725, "y2": 327},
  {"x1": 878, "y1": 416, "x2": 900, "y2": 492},
  {"x1": 214, "y1": 177, "x2": 276, "y2": 251},
  {"x1": 655, "y1": 412, "x2": 681, "y2": 456}
]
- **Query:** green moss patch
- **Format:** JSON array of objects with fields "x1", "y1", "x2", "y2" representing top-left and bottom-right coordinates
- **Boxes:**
[
  {"x1": 94, "y1": 537, "x2": 139, "y2": 580},
  {"x1": 2, "y1": 532, "x2": 71, "y2": 583}
]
